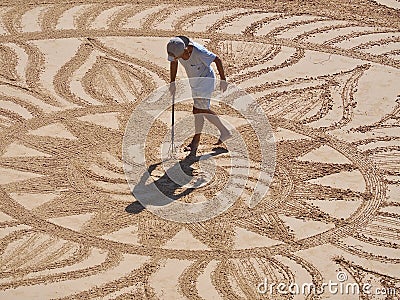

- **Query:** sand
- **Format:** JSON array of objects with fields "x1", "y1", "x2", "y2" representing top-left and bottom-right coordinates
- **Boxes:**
[{"x1": 0, "y1": 0, "x2": 399, "y2": 299}]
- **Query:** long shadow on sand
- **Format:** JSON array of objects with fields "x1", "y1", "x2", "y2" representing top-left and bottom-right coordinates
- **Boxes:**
[{"x1": 125, "y1": 147, "x2": 228, "y2": 214}]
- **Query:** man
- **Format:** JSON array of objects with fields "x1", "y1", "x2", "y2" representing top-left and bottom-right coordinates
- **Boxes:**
[{"x1": 167, "y1": 36, "x2": 231, "y2": 154}]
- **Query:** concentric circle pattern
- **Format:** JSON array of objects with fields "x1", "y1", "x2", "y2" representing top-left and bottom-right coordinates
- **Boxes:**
[
  {"x1": 0, "y1": 1, "x2": 399, "y2": 299},
  {"x1": 123, "y1": 78, "x2": 275, "y2": 223}
]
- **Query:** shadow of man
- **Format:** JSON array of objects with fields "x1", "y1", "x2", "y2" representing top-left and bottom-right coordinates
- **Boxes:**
[{"x1": 125, "y1": 147, "x2": 228, "y2": 214}]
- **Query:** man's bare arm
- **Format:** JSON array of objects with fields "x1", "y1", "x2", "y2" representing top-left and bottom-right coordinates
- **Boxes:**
[
  {"x1": 214, "y1": 56, "x2": 227, "y2": 92},
  {"x1": 169, "y1": 61, "x2": 178, "y2": 94},
  {"x1": 213, "y1": 56, "x2": 226, "y2": 81},
  {"x1": 170, "y1": 61, "x2": 178, "y2": 82}
]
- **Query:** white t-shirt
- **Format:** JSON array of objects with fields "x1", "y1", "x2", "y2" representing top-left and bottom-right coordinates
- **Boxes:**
[
  {"x1": 178, "y1": 42, "x2": 216, "y2": 78},
  {"x1": 178, "y1": 42, "x2": 216, "y2": 100}
]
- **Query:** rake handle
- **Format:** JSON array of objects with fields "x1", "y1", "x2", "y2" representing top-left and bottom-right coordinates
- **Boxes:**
[{"x1": 171, "y1": 92, "x2": 175, "y2": 153}]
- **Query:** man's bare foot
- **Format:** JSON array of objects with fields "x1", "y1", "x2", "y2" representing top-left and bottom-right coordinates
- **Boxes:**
[
  {"x1": 183, "y1": 143, "x2": 198, "y2": 153},
  {"x1": 214, "y1": 131, "x2": 232, "y2": 145}
]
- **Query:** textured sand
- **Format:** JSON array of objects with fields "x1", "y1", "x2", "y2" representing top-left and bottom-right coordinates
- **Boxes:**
[{"x1": 0, "y1": 0, "x2": 399, "y2": 299}]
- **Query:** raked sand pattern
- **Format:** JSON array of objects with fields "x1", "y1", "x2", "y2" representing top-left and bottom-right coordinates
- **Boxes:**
[{"x1": 0, "y1": 1, "x2": 399, "y2": 299}]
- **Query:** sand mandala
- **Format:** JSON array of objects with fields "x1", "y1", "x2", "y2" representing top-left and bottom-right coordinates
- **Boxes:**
[{"x1": 0, "y1": 1, "x2": 399, "y2": 299}]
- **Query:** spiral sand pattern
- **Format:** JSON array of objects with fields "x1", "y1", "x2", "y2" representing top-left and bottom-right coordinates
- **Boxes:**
[{"x1": 0, "y1": 1, "x2": 399, "y2": 299}]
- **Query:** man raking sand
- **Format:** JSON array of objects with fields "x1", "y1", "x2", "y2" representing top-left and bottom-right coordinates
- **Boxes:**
[{"x1": 167, "y1": 36, "x2": 232, "y2": 155}]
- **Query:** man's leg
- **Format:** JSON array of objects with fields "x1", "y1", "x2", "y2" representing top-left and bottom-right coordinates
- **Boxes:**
[
  {"x1": 192, "y1": 110, "x2": 205, "y2": 147},
  {"x1": 199, "y1": 108, "x2": 231, "y2": 144},
  {"x1": 184, "y1": 107, "x2": 204, "y2": 152}
]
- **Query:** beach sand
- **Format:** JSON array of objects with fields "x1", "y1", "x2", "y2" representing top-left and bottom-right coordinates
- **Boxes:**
[{"x1": 0, "y1": 1, "x2": 399, "y2": 299}]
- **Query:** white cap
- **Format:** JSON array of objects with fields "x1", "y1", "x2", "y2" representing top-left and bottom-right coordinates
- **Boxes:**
[{"x1": 167, "y1": 37, "x2": 185, "y2": 61}]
